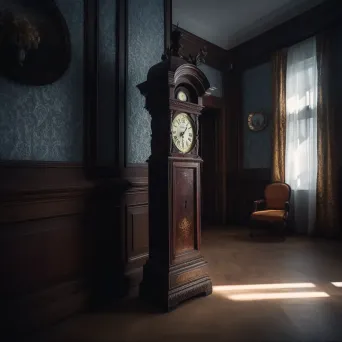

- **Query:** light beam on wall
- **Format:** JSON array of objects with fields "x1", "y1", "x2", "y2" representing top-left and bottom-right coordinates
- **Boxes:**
[{"x1": 204, "y1": 86, "x2": 217, "y2": 96}]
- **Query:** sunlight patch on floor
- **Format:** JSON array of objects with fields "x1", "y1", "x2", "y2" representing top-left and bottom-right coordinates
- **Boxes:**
[
  {"x1": 331, "y1": 282, "x2": 342, "y2": 287},
  {"x1": 213, "y1": 283, "x2": 316, "y2": 291},
  {"x1": 213, "y1": 282, "x2": 331, "y2": 301},
  {"x1": 226, "y1": 291, "x2": 329, "y2": 301}
]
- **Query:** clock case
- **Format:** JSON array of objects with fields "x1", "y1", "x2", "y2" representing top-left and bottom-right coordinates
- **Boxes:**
[{"x1": 137, "y1": 56, "x2": 213, "y2": 311}]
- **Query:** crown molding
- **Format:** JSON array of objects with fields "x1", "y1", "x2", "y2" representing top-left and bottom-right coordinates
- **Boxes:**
[{"x1": 172, "y1": 24, "x2": 229, "y2": 71}]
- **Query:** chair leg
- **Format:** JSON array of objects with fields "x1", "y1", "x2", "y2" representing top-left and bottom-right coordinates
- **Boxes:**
[
  {"x1": 277, "y1": 222, "x2": 286, "y2": 239},
  {"x1": 250, "y1": 221, "x2": 256, "y2": 238}
]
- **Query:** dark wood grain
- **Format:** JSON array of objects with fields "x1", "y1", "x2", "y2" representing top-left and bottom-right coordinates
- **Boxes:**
[
  {"x1": 0, "y1": 162, "x2": 92, "y2": 335},
  {"x1": 0, "y1": 161, "x2": 132, "y2": 334},
  {"x1": 173, "y1": 164, "x2": 197, "y2": 254}
]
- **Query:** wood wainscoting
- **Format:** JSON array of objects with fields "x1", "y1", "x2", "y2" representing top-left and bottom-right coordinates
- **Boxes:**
[
  {"x1": 122, "y1": 164, "x2": 149, "y2": 294},
  {"x1": 0, "y1": 162, "x2": 145, "y2": 335},
  {"x1": 0, "y1": 162, "x2": 93, "y2": 335}
]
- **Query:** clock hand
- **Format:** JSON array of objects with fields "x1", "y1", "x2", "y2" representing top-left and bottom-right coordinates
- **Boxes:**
[
  {"x1": 182, "y1": 125, "x2": 189, "y2": 135},
  {"x1": 180, "y1": 126, "x2": 187, "y2": 137}
]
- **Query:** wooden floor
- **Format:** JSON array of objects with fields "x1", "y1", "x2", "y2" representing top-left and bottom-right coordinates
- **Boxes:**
[{"x1": 33, "y1": 228, "x2": 342, "y2": 342}]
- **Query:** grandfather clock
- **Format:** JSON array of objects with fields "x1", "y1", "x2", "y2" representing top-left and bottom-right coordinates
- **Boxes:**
[{"x1": 138, "y1": 28, "x2": 212, "y2": 311}]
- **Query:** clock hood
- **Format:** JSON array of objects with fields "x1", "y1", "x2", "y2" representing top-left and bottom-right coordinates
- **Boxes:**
[{"x1": 140, "y1": 56, "x2": 210, "y2": 99}]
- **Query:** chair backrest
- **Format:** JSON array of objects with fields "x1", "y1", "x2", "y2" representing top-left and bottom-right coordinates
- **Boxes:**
[{"x1": 265, "y1": 182, "x2": 291, "y2": 210}]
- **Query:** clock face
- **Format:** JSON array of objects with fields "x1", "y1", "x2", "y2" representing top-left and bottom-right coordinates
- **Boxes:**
[
  {"x1": 171, "y1": 113, "x2": 195, "y2": 153},
  {"x1": 177, "y1": 90, "x2": 188, "y2": 102}
]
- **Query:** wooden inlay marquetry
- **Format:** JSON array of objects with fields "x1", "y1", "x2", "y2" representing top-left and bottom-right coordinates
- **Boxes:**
[
  {"x1": 175, "y1": 167, "x2": 195, "y2": 253},
  {"x1": 177, "y1": 217, "x2": 192, "y2": 250}
]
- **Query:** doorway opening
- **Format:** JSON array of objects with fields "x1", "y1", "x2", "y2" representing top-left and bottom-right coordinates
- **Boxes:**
[{"x1": 199, "y1": 107, "x2": 221, "y2": 227}]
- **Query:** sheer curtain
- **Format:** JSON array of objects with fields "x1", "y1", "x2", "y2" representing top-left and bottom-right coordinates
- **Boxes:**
[{"x1": 285, "y1": 37, "x2": 318, "y2": 235}]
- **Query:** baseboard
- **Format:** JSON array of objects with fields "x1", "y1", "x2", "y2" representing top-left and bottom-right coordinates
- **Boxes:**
[{"x1": 2, "y1": 279, "x2": 88, "y2": 336}]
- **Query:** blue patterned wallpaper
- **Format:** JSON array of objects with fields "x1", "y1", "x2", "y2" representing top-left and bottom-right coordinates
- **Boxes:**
[
  {"x1": 0, "y1": 0, "x2": 84, "y2": 161},
  {"x1": 198, "y1": 64, "x2": 223, "y2": 98},
  {"x1": 242, "y1": 62, "x2": 272, "y2": 169},
  {"x1": 97, "y1": 0, "x2": 117, "y2": 165},
  {"x1": 126, "y1": 0, "x2": 164, "y2": 164}
]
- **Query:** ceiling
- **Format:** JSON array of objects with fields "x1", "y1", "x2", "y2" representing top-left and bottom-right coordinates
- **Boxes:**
[{"x1": 172, "y1": 0, "x2": 327, "y2": 50}]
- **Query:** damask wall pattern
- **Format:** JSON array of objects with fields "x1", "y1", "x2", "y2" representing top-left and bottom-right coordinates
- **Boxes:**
[
  {"x1": 0, "y1": 0, "x2": 84, "y2": 161},
  {"x1": 97, "y1": 0, "x2": 117, "y2": 165},
  {"x1": 126, "y1": 0, "x2": 164, "y2": 164}
]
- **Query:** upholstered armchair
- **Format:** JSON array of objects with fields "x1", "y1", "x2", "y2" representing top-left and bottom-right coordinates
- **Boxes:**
[{"x1": 250, "y1": 182, "x2": 291, "y2": 237}]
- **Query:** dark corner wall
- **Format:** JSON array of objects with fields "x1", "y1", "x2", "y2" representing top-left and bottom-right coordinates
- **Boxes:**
[
  {"x1": 242, "y1": 62, "x2": 272, "y2": 169},
  {"x1": 0, "y1": 0, "x2": 166, "y2": 336},
  {"x1": 198, "y1": 63, "x2": 223, "y2": 98}
]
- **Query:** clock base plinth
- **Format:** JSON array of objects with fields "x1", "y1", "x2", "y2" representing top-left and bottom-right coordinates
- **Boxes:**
[{"x1": 139, "y1": 257, "x2": 212, "y2": 312}]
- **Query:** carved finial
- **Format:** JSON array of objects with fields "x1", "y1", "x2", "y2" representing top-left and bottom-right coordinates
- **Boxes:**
[
  {"x1": 188, "y1": 45, "x2": 207, "y2": 66},
  {"x1": 161, "y1": 26, "x2": 208, "y2": 66},
  {"x1": 162, "y1": 25, "x2": 184, "y2": 60}
]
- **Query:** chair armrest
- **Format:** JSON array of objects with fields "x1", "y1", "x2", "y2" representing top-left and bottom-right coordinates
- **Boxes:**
[
  {"x1": 285, "y1": 201, "x2": 290, "y2": 212},
  {"x1": 254, "y1": 199, "x2": 265, "y2": 212}
]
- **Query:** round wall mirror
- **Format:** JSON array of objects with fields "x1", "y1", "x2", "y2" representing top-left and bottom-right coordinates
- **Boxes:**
[{"x1": 247, "y1": 112, "x2": 267, "y2": 131}]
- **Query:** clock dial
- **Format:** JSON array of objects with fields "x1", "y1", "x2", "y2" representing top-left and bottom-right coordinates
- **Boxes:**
[
  {"x1": 171, "y1": 113, "x2": 195, "y2": 153},
  {"x1": 177, "y1": 91, "x2": 188, "y2": 102}
]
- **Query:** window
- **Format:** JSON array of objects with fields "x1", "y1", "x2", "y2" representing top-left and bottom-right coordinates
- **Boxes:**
[{"x1": 285, "y1": 38, "x2": 318, "y2": 191}]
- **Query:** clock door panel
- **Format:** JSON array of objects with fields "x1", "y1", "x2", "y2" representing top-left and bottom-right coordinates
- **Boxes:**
[{"x1": 171, "y1": 161, "x2": 201, "y2": 261}]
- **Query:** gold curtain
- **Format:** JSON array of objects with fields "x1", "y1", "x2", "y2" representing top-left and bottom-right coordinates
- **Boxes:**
[
  {"x1": 271, "y1": 50, "x2": 287, "y2": 183},
  {"x1": 316, "y1": 31, "x2": 340, "y2": 237}
]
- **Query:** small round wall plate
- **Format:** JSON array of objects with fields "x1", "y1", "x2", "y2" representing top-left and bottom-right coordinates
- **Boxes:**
[{"x1": 247, "y1": 112, "x2": 267, "y2": 131}]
